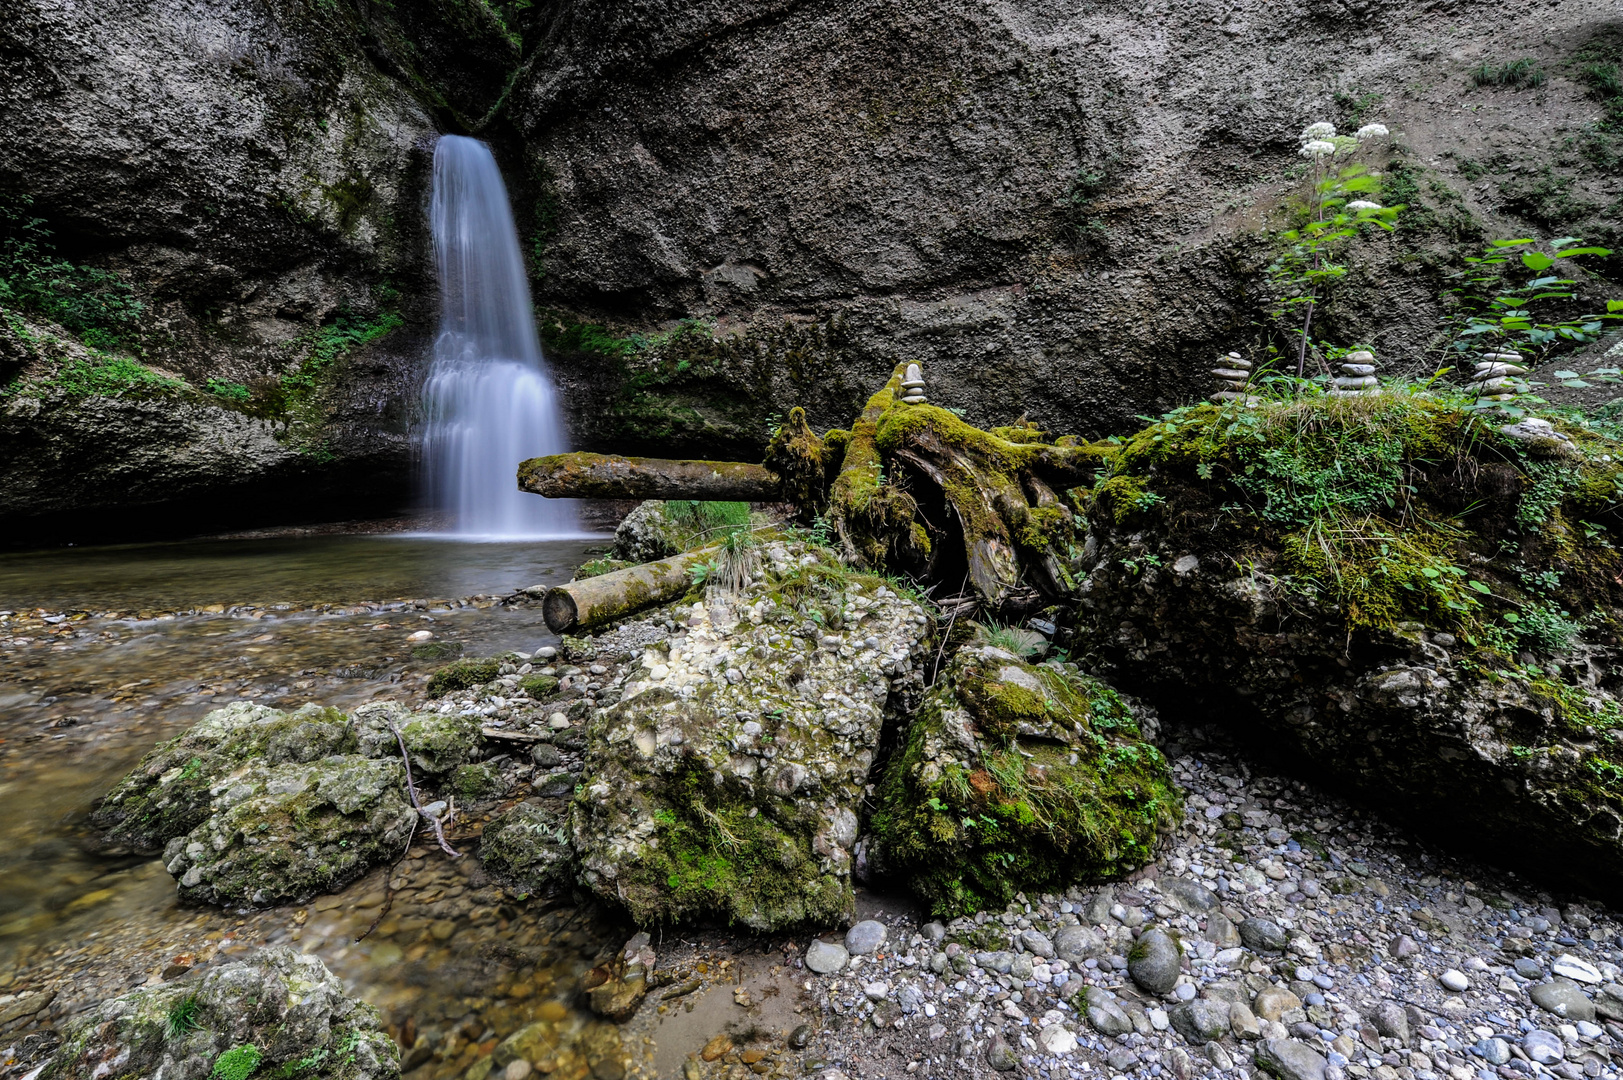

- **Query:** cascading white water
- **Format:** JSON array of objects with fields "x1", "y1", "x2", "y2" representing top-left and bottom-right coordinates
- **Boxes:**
[{"x1": 421, "y1": 135, "x2": 579, "y2": 538}]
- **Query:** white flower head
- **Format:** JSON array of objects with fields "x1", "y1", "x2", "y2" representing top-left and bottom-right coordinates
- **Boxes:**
[
  {"x1": 1301, "y1": 122, "x2": 1337, "y2": 142},
  {"x1": 1345, "y1": 200, "x2": 1383, "y2": 211},
  {"x1": 1299, "y1": 140, "x2": 1337, "y2": 159},
  {"x1": 1356, "y1": 123, "x2": 1390, "y2": 140}
]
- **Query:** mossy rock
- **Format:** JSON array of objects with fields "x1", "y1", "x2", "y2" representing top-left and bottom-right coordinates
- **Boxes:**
[
  {"x1": 162, "y1": 756, "x2": 415, "y2": 906},
  {"x1": 353, "y1": 702, "x2": 482, "y2": 777},
  {"x1": 42, "y1": 946, "x2": 400, "y2": 1080},
  {"x1": 519, "y1": 674, "x2": 560, "y2": 700},
  {"x1": 480, "y1": 801, "x2": 574, "y2": 897},
  {"x1": 410, "y1": 640, "x2": 465, "y2": 662},
  {"x1": 426, "y1": 658, "x2": 501, "y2": 697},
  {"x1": 90, "y1": 701, "x2": 356, "y2": 851},
  {"x1": 1076, "y1": 391, "x2": 1623, "y2": 898},
  {"x1": 872, "y1": 646, "x2": 1180, "y2": 917},
  {"x1": 453, "y1": 762, "x2": 504, "y2": 800}
]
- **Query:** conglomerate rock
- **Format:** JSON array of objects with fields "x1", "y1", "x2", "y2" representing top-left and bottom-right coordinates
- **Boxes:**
[
  {"x1": 873, "y1": 645, "x2": 1180, "y2": 915},
  {"x1": 43, "y1": 946, "x2": 399, "y2": 1080},
  {"x1": 570, "y1": 539, "x2": 932, "y2": 930},
  {"x1": 92, "y1": 699, "x2": 480, "y2": 905}
]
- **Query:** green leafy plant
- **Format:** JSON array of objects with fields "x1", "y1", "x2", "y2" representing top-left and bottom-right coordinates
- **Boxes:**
[
  {"x1": 1268, "y1": 121, "x2": 1402, "y2": 376},
  {"x1": 969, "y1": 621, "x2": 1046, "y2": 658},
  {"x1": 1444, "y1": 238, "x2": 1620, "y2": 370},
  {"x1": 0, "y1": 194, "x2": 145, "y2": 349},
  {"x1": 206, "y1": 378, "x2": 252, "y2": 403}
]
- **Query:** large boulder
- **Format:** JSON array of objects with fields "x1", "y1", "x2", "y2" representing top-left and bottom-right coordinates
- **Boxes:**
[
  {"x1": 92, "y1": 700, "x2": 480, "y2": 904},
  {"x1": 163, "y1": 756, "x2": 416, "y2": 907},
  {"x1": 1074, "y1": 394, "x2": 1623, "y2": 897},
  {"x1": 43, "y1": 946, "x2": 399, "y2": 1080},
  {"x1": 871, "y1": 645, "x2": 1180, "y2": 914},
  {"x1": 571, "y1": 539, "x2": 931, "y2": 930}
]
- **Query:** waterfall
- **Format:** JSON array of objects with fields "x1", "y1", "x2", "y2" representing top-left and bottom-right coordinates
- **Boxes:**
[{"x1": 421, "y1": 135, "x2": 579, "y2": 538}]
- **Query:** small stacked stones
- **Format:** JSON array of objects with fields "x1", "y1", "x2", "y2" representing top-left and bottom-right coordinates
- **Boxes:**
[
  {"x1": 899, "y1": 363, "x2": 927, "y2": 405},
  {"x1": 1210, "y1": 353, "x2": 1253, "y2": 402},
  {"x1": 1330, "y1": 350, "x2": 1379, "y2": 396},
  {"x1": 1467, "y1": 352, "x2": 1529, "y2": 401}
]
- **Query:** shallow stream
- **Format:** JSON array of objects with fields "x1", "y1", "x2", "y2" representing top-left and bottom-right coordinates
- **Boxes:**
[{"x1": 0, "y1": 534, "x2": 658, "y2": 1079}]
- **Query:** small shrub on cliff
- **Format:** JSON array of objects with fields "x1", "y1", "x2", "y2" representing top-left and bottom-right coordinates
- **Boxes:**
[{"x1": 0, "y1": 194, "x2": 144, "y2": 349}]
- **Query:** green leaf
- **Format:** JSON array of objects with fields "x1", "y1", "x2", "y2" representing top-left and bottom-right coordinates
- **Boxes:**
[
  {"x1": 1521, "y1": 251, "x2": 1555, "y2": 273},
  {"x1": 1503, "y1": 612, "x2": 1521, "y2": 624},
  {"x1": 1553, "y1": 370, "x2": 1581, "y2": 379},
  {"x1": 1420, "y1": 567, "x2": 1440, "y2": 579},
  {"x1": 1469, "y1": 581, "x2": 1492, "y2": 594},
  {"x1": 1490, "y1": 238, "x2": 1536, "y2": 248},
  {"x1": 1561, "y1": 379, "x2": 1593, "y2": 388},
  {"x1": 1554, "y1": 246, "x2": 1611, "y2": 258}
]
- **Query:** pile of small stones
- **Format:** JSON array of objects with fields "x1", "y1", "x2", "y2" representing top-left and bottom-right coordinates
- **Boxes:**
[
  {"x1": 1210, "y1": 354, "x2": 1256, "y2": 403},
  {"x1": 1467, "y1": 354, "x2": 1529, "y2": 402},
  {"x1": 1331, "y1": 351, "x2": 1380, "y2": 397},
  {"x1": 779, "y1": 726, "x2": 1623, "y2": 1080}
]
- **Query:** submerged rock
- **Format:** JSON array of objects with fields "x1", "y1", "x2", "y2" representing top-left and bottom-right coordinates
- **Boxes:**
[
  {"x1": 871, "y1": 646, "x2": 1179, "y2": 915},
  {"x1": 480, "y1": 800, "x2": 574, "y2": 897},
  {"x1": 93, "y1": 699, "x2": 478, "y2": 905},
  {"x1": 43, "y1": 946, "x2": 399, "y2": 1080},
  {"x1": 570, "y1": 540, "x2": 930, "y2": 930}
]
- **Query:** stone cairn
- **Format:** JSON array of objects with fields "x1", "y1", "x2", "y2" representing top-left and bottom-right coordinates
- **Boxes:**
[
  {"x1": 1330, "y1": 350, "x2": 1379, "y2": 396},
  {"x1": 899, "y1": 363, "x2": 928, "y2": 405},
  {"x1": 1210, "y1": 353, "x2": 1254, "y2": 403},
  {"x1": 1467, "y1": 352, "x2": 1529, "y2": 402}
]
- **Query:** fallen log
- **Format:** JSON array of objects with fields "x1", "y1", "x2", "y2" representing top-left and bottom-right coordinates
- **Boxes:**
[
  {"x1": 518, "y1": 452, "x2": 781, "y2": 501},
  {"x1": 541, "y1": 546, "x2": 716, "y2": 633}
]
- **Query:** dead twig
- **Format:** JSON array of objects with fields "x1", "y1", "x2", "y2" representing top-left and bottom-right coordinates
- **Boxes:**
[{"x1": 386, "y1": 719, "x2": 462, "y2": 859}]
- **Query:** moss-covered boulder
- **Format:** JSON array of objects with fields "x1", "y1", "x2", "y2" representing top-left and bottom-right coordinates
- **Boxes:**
[
  {"x1": 570, "y1": 539, "x2": 931, "y2": 930},
  {"x1": 612, "y1": 499, "x2": 753, "y2": 563},
  {"x1": 164, "y1": 756, "x2": 415, "y2": 906},
  {"x1": 426, "y1": 657, "x2": 502, "y2": 697},
  {"x1": 873, "y1": 646, "x2": 1180, "y2": 916},
  {"x1": 42, "y1": 946, "x2": 399, "y2": 1080},
  {"x1": 90, "y1": 701, "x2": 356, "y2": 851},
  {"x1": 1075, "y1": 392, "x2": 1623, "y2": 898},
  {"x1": 93, "y1": 700, "x2": 478, "y2": 906},
  {"x1": 481, "y1": 801, "x2": 575, "y2": 896}
]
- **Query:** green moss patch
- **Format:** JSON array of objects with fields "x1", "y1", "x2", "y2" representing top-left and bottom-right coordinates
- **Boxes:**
[{"x1": 426, "y1": 658, "x2": 500, "y2": 697}]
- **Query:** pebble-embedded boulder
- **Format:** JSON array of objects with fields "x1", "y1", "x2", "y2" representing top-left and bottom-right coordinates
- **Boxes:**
[
  {"x1": 42, "y1": 946, "x2": 399, "y2": 1080},
  {"x1": 570, "y1": 539, "x2": 931, "y2": 931},
  {"x1": 871, "y1": 645, "x2": 1180, "y2": 915},
  {"x1": 91, "y1": 699, "x2": 480, "y2": 906}
]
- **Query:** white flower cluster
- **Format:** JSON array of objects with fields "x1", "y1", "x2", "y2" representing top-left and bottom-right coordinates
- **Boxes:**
[
  {"x1": 1301, "y1": 122, "x2": 1337, "y2": 141},
  {"x1": 1356, "y1": 123, "x2": 1390, "y2": 140},
  {"x1": 1345, "y1": 200, "x2": 1383, "y2": 211},
  {"x1": 1300, "y1": 140, "x2": 1337, "y2": 159}
]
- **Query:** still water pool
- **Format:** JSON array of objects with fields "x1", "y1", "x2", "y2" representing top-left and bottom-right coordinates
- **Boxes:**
[{"x1": 0, "y1": 534, "x2": 650, "y2": 1080}]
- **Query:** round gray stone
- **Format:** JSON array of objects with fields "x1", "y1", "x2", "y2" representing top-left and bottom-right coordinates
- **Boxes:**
[
  {"x1": 845, "y1": 919, "x2": 887, "y2": 955},
  {"x1": 1522, "y1": 1029, "x2": 1564, "y2": 1064},
  {"x1": 1530, "y1": 979, "x2": 1596, "y2": 1022},
  {"x1": 1020, "y1": 928, "x2": 1056, "y2": 958},
  {"x1": 986, "y1": 1032, "x2": 1018, "y2": 1072},
  {"x1": 1239, "y1": 917, "x2": 1289, "y2": 952},
  {"x1": 1128, "y1": 928, "x2": 1182, "y2": 996},
  {"x1": 805, "y1": 939, "x2": 849, "y2": 974},
  {"x1": 1169, "y1": 998, "x2": 1231, "y2": 1044},
  {"x1": 1254, "y1": 1037, "x2": 1328, "y2": 1080},
  {"x1": 1163, "y1": 877, "x2": 1219, "y2": 914}
]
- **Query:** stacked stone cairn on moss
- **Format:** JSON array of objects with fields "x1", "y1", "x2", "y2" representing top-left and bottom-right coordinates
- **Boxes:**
[
  {"x1": 899, "y1": 362, "x2": 928, "y2": 404},
  {"x1": 1209, "y1": 352, "x2": 1254, "y2": 403},
  {"x1": 1330, "y1": 349, "x2": 1380, "y2": 396},
  {"x1": 1469, "y1": 351, "x2": 1530, "y2": 401}
]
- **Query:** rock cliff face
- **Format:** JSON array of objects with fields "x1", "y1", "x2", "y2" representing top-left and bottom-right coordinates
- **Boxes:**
[{"x1": 2, "y1": 0, "x2": 1617, "y2": 533}]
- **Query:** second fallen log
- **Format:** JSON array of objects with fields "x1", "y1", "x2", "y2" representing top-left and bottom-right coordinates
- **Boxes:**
[
  {"x1": 518, "y1": 452, "x2": 782, "y2": 501},
  {"x1": 541, "y1": 547, "x2": 716, "y2": 633}
]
